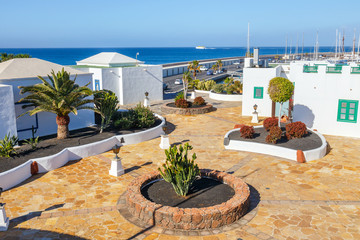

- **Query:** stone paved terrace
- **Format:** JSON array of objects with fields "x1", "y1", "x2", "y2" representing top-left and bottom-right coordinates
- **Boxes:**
[{"x1": 1, "y1": 94, "x2": 360, "y2": 240}]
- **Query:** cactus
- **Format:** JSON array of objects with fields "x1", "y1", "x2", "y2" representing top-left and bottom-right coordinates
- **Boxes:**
[{"x1": 158, "y1": 143, "x2": 200, "y2": 196}]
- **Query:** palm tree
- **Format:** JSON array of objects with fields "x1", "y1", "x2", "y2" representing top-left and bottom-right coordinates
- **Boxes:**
[
  {"x1": 216, "y1": 60, "x2": 223, "y2": 73},
  {"x1": 211, "y1": 63, "x2": 218, "y2": 72},
  {"x1": 188, "y1": 60, "x2": 201, "y2": 79},
  {"x1": 182, "y1": 71, "x2": 192, "y2": 100},
  {"x1": 18, "y1": 68, "x2": 94, "y2": 139}
]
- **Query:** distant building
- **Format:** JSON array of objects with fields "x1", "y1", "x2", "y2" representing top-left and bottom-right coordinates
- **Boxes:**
[
  {"x1": 0, "y1": 58, "x2": 94, "y2": 140},
  {"x1": 75, "y1": 52, "x2": 163, "y2": 105},
  {"x1": 242, "y1": 59, "x2": 360, "y2": 138}
]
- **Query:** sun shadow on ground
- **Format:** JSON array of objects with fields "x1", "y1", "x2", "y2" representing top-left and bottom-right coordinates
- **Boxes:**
[
  {"x1": 0, "y1": 228, "x2": 87, "y2": 239},
  {"x1": 125, "y1": 162, "x2": 153, "y2": 174}
]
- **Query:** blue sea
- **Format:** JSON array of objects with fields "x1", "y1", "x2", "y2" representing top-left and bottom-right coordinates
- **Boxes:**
[{"x1": 0, "y1": 47, "x2": 350, "y2": 66}]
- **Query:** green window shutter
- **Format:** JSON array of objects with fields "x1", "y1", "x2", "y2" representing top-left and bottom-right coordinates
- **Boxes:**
[
  {"x1": 254, "y1": 87, "x2": 263, "y2": 99},
  {"x1": 337, "y1": 99, "x2": 358, "y2": 123}
]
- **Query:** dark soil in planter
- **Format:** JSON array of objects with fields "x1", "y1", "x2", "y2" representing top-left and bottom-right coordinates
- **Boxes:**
[
  {"x1": 0, "y1": 118, "x2": 162, "y2": 173},
  {"x1": 166, "y1": 102, "x2": 207, "y2": 109},
  {"x1": 141, "y1": 177, "x2": 235, "y2": 208},
  {"x1": 228, "y1": 126, "x2": 322, "y2": 151},
  {"x1": 210, "y1": 90, "x2": 242, "y2": 95}
]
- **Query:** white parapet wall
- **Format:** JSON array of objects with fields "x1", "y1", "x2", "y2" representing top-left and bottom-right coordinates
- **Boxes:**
[
  {"x1": 209, "y1": 91, "x2": 243, "y2": 102},
  {"x1": 224, "y1": 126, "x2": 327, "y2": 162},
  {"x1": 0, "y1": 114, "x2": 165, "y2": 191},
  {"x1": 0, "y1": 84, "x2": 17, "y2": 140}
]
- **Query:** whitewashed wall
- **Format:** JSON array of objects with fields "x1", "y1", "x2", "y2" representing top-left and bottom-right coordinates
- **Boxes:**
[
  {"x1": 121, "y1": 65, "x2": 163, "y2": 105},
  {"x1": 0, "y1": 84, "x2": 17, "y2": 139},
  {"x1": 0, "y1": 74, "x2": 95, "y2": 140},
  {"x1": 242, "y1": 66, "x2": 281, "y2": 117},
  {"x1": 290, "y1": 63, "x2": 360, "y2": 138}
]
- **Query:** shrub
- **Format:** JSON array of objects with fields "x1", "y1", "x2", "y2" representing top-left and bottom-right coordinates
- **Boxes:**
[
  {"x1": 112, "y1": 104, "x2": 155, "y2": 130},
  {"x1": 193, "y1": 96, "x2": 205, "y2": 106},
  {"x1": 0, "y1": 133, "x2": 19, "y2": 157},
  {"x1": 94, "y1": 90, "x2": 119, "y2": 133},
  {"x1": 204, "y1": 80, "x2": 216, "y2": 91},
  {"x1": 240, "y1": 125, "x2": 255, "y2": 139},
  {"x1": 225, "y1": 85, "x2": 235, "y2": 94},
  {"x1": 212, "y1": 84, "x2": 225, "y2": 93},
  {"x1": 132, "y1": 103, "x2": 155, "y2": 128},
  {"x1": 23, "y1": 126, "x2": 39, "y2": 150},
  {"x1": 175, "y1": 99, "x2": 189, "y2": 108},
  {"x1": 265, "y1": 126, "x2": 283, "y2": 144},
  {"x1": 286, "y1": 121, "x2": 308, "y2": 139},
  {"x1": 175, "y1": 91, "x2": 184, "y2": 101},
  {"x1": 263, "y1": 117, "x2": 279, "y2": 131},
  {"x1": 158, "y1": 143, "x2": 200, "y2": 196},
  {"x1": 196, "y1": 80, "x2": 206, "y2": 90},
  {"x1": 232, "y1": 81, "x2": 243, "y2": 94},
  {"x1": 113, "y1": 117, "x2": 133, "y2": 130}
]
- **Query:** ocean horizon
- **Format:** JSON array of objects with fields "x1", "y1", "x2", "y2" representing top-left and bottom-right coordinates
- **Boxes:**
[{"x1": 0, "y1": 46, "x2": 352, "y2": 66}]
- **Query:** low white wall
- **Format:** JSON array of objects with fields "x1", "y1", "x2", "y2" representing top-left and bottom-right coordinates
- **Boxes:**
[
  {"x1": 209, "y1": 91, "x2": 243, "y2": 102},
  {"x1": 224, "y1": 126, "x2": 327, "y2": 162},
  {"x1": 0, "y1": 84, "x2": 17, "y2": 139},
  {"x1": 194, "y1": 89, "x2": 211, "y2": 94},
  {"x1": 0, "y1": 114, "x2": 165, "y2": 191}
]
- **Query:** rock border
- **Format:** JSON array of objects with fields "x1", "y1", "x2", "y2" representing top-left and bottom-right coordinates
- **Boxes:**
[
  {"x1": 209, "y1": 91, "x2": 243, "y2": 102},
  {"x1": 125, "y1": 169, "x2": 250, "y2": 230},
  {"x1": 161, "y1": 103, "x2": 214, "y2": 115},
  {"x1": 224, "y1": 126, "x2": 327, "y2": 162}
]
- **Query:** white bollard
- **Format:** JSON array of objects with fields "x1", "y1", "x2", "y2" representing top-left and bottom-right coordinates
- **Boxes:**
[
  {"x1": 0, "y1": 204, "x2": 9, "y2": 231},
  {"x1": 191, "y1": 91, "x2": 196, "y2": 99},
  {"x1": 144, "y1": 97, "x2": 150, "y2": 107},
  {"x1": 159, "y1": 134, "x2": 170, "y2": 149},
  {"x1": 109, "y1": 159, "x2": 125, "y2": 177},
  {"x1": 251, "y1": 111, "x2": 259, "y2": 123}
]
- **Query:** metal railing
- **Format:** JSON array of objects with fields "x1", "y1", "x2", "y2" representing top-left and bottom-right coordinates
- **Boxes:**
[
  {"x1": 303, "y1": 65, "x2": 318, "y2": 73},
  {"x1": 326, "y1": 66, "x2": 342, "y2": 73},
  {"x1": 351, "y1": 67, "x2": 360, "y2": 74}
]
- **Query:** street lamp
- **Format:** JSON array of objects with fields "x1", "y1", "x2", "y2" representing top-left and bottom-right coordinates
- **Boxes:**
[
  {"x1": 109, "y1": 138, "x2": 125, "y2": 177},
  {"x1": 0, "y1": 187, "x2": 9, "y2": 231},
  {"x1": 253, "y1": 104, "x2": 258, "y2": 113},
  {"x1": 251, "y1": 104, "x2": 259, "y2": 123},
  {"x1": 159, "y1": 118, "x2": 170, "y2": 149}
]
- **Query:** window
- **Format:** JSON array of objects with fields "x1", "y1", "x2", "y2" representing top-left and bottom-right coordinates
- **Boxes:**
[
  {"x1": 254, "y1": 87, "x2": 263, "y2": 99},
  {"x1": 337, "y1": 99, "x2": 358, "y2": 123},
  {"x1": 95, "y1": 80, "x2": 100, "y2": 91}
]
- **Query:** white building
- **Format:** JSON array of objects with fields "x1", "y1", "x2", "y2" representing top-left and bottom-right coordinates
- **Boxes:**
[
  {"x1": 0, "y1": 58, "x2": 94, "y2": 140},
  {"x1": 242, "y1": 60, "x2": 360, "y2": 138},
  {"x1": 75, "y1": 52, "x2": 163, "y2": 105}
]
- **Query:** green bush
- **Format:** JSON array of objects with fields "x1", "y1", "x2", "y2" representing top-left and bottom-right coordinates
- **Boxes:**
[
  {"x1": 24, "y1": 126, "x2": 39, "y2": 150},
  {"x1": 212, "y1": 84, "x2": 225, "y2": 93},
  {"x1": 0, "y1": 133, "x2": 19, "y2": 157},
  {"x1": 94, "y1": 90, "x2": 119, "y2": 133},
  {"x1": 196, "y1": 80, "x2": 206, "y2": 90},
  {"x1": 112, "y1": 104, "x2": 155, "y2": 130},
  {"x1": 158, "y1": 143, "x2": 200, "y2": 196},
  {"x1": 204, "y1": 80, "x2": 216, "y2": 91},
  {"x1": 225, "y1": 85, "x2": 235, "y2": 94},
  {"x1": 175, "y1": 91, "x2": 184, "y2": 101}
]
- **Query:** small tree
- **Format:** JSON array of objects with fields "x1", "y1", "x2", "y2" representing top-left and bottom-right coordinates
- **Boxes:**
[
  {"x1": 94, "y1": 90, "x2": 119, "y2": 133},
  {"x1": 188, "y1": 60, "x2": 201, "y2": 79},
  {"x1": 182, "y1": 71, "x2": 192, "y2": 100},
  {"x1": 267, "y1": 77, "x2": 294, "y2": 127},
  {"x1": 216, "y1": 60, "x2": 223, "y2": 72}
]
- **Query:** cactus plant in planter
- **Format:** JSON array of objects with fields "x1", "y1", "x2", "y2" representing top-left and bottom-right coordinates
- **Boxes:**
[{"x1": 158, "y1": 143, "x2": 200, "y2": 196}]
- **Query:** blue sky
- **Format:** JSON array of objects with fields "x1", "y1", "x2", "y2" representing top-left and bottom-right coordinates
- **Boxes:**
[{"x1": 1, "y1": 0, "x2": 359, "y2": 48}]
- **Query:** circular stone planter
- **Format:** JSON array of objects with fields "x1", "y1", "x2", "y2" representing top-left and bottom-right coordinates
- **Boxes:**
[
  {"x1": 209, "y1": 91, "x2": 243, "y2": 101},
  {"x1": 161, "y1": 103, "x2": 213, "y2": 115},
  {"x1": 125, "y1": 169, "x2": 250, "y2": 230}
]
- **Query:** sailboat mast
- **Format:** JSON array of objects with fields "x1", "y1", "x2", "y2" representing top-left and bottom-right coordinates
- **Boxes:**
[
  {"x1": 357, "y1": 33, "x2": 360, "y2": 58},
  {"x1": 247, "y1": 22, "x2": 250, "y2": 57},
  {"x1": 296, "y1": 33, "x2": 299, "y2": 56},
  {"x1": 342, "y1": 30, "x2": 345, "y2": 55},
  {"x1": 285, "y1": 35, "x2": 288, "y2": 61},
  {"x1": 335, "y1": 29, "x2": 338, "y2": 59},
  {"x1": 353, "y1": 29, "x2": 356, "y2": 59},
  {"x1": 302, "y1": 32, "x2": 304, "y2": 59}
]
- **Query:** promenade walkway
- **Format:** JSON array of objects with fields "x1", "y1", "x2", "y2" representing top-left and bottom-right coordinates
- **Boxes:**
[{"x1": 0, "y1": 95, "x2": 359, "y2": 240}]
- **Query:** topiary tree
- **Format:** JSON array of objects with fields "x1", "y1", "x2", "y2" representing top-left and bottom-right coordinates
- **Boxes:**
[{"x1": 267, "y1": 77, "x2": 294, "y2": 127}]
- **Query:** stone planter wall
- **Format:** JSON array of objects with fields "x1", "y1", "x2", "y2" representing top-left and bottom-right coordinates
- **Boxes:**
[
  {"x1": 161, "y1": 103, "x2": 213, "y2": 115},
  {"x1": 125, "y1": 169, "x2": 250, "y2": 230}
]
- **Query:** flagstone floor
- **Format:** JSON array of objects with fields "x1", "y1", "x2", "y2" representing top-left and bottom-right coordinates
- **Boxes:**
[{"x1": 1, "y1": 102, "x2": 360, "y2": 240}]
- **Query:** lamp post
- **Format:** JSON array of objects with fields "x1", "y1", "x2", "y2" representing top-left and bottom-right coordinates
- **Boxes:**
[
  {"x1": 109, "y1": 138, "x2": 125, "y2": 177},
  {"x1": 159, "y1": 119, "x2": 170, "y2": 149},
  {"x1": 144, "y1": 91, "x2": 150, "y2": 107},
  {"x1": 251, "y1": 104, "x2": 259, "y2": 123},
  {"x1": 0, "y1": 188, "x2": 9, "y2": 231},
  {"x1": 136, "y1": 52, "x2": 139, "y2": 67}
]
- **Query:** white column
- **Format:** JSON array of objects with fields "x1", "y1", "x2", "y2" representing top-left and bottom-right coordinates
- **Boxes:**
[
  {"x1": 191, "y1": 91, "x2": 196, "y2": 99},
  {"x1": 109, "y1": 159, "x2": 125, "y2": 177},
  {"x1": 159, "y1": 135, "x2": 170, "y2": 149},
  {"x1": 251, "y1": 112, "x2": 259, "y2": 123},
  {"x1": 144, "y1": 97, "x2": 150, "y2": 107},
  {"x1": 0, "y1": 204, "x2": 9, "y2": 231}
]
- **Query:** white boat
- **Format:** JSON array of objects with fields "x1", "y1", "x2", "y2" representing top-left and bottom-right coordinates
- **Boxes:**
[{"x1": 195, "y1": 46, "x2": 206, "y2": 49}]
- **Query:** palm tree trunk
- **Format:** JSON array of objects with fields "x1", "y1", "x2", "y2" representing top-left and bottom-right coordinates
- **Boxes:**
[{"x1": 56, "y1": 115, "x2": 70, "y2": 139}]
